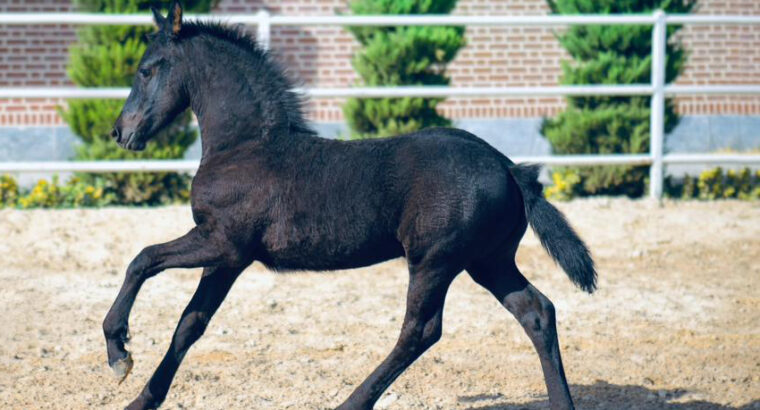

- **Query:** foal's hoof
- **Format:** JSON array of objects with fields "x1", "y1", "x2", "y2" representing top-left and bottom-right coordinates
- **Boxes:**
[{"x1": 110, "y1": 352, "x2": 133, "y2": 384}]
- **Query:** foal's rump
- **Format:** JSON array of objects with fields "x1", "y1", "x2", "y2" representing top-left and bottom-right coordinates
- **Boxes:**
[
  {"x1": 386, "y1": 128, "x2": 596, "y2": 294},
  {"x1": 387, "y1": 128, "x2": 526, "y2": 260}
]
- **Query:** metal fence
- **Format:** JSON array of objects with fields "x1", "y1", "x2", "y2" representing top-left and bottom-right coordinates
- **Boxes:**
[{"x1": 1, "y1": 11, "x2": 760, "y2": 198}]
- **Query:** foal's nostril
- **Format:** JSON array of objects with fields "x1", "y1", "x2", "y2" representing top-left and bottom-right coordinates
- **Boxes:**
[{"x1": 111, "y1": 127, "x2": 121, "y2": 141}]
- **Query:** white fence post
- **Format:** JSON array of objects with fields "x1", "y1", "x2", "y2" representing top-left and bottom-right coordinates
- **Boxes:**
[
  {"x1": 649, "y1": 10, "x2": 667, "y2": 199},
  {"x1": 257, "y1": 10, "x2": 271, "y2": 50}
]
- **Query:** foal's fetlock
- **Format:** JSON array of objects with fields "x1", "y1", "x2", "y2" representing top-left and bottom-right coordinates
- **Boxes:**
[
  {"x1": 105, "y1": 324, "x2": 134, "y2": 383},
  {"x1": 103, "y1": 314, "x2": 131, "y2": 342}
]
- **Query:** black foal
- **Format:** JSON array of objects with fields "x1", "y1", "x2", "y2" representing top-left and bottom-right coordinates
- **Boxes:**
[{"x1": 103, "y1": 3, "x2": 596, "y2": 409}]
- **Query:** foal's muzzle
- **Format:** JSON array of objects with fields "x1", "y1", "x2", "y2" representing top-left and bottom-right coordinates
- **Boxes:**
[
  {"x1": 110, "y1": 126, "x2": 122, "y2": 142},
  {"x1": 111, "y1": 126, "x2": 146, "y2": 151}
]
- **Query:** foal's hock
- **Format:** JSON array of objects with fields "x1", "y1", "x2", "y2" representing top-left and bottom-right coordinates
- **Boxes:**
[{"x1": 103, "y1": 2, "x2": 596, "y2": 409}]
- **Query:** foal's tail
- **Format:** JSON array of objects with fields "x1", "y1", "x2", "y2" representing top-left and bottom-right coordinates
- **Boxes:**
[{"x1": 508, "y1": 164, "x2": 597, "y2": 293}]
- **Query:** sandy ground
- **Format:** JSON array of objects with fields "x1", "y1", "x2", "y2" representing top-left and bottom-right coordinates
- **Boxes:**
[{"x1": 0, "y1": 199, "x2": 758, "y2": 410}]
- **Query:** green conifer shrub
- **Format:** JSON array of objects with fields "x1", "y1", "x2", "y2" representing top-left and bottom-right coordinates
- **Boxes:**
[
  {"x1": 343, "y1": 0, "x2": 465, "y2": 138},
  {"x1": 542, "y1": 0, "x2": 696, "y2": 197}
]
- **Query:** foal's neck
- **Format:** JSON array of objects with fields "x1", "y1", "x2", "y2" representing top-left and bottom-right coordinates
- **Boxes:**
[{"x1": 183, "y1": 38, "x2": 310, "y2": 158}]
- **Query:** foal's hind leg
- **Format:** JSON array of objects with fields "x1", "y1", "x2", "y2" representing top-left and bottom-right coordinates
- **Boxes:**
[
  {"x1": 468, "y1": 259, "x2": 574, "y2": 410},
  {"x1": 125, "y1": 266, "x2": 243, "y2": 410},
  {"x1": 337, "y1": 261, "x2": 460, "y2": 410}
]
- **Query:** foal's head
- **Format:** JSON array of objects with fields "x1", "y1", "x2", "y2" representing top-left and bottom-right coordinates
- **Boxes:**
[
  {"x1": 111, "y1": 1, "x2": 188, "y2": 151},
  {"x1": 113, "y1": 1, "x2": 314, "y2": 150}
]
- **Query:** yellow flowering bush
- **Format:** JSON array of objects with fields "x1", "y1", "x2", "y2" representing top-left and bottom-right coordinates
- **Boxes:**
[
  {"x1": 0, "y1": 175, "x2": 19, "y2": 207},
  {"x1": 666, "y1": 167, "x2": 759, "y2": 200},
  {"x1": 696, "y1": 167, "x2": 723, "y2": 200},
  {"x1": 0, "y1": 173, "x2": 190, "y2": 208},
  {"x1": 59, "y1": 176, "x2": 113, "y2": 207},
  {"x1": 544, "y1": 169, "x2": 582, "y2": 201},
  {"x1": 9, "y1": 175, "x2": 115, "y2": 209},
  {"x1": 18, "y1": 178, "x2": 60, "y2": 208}
]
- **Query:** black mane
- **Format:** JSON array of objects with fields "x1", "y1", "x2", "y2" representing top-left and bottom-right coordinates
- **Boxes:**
[
  {"x1": 177, "y1": 20, "x2": 315, "y2": 135},
  {"x1": 178, "y1": 20, "x2": 262, "y2": 56}
]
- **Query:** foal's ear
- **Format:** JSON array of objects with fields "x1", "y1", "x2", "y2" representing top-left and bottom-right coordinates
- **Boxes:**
[
  {"x1": 151, "y1": 6, "x2": 167, "y2": 30},
  {"x1": 152, "y1": 1, "x2": 183, "y2": 37},
  {"x1": 167, "y1": 1, "x2": 184, "y2": 36}
]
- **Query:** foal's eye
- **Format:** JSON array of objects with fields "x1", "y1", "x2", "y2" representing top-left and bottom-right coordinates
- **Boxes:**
[{"x1": 139, "y1": 68, "x2": 152, "y2": 78}]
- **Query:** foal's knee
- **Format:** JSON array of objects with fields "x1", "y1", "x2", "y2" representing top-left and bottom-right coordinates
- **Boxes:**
[{"x1": 126, "y1": 246, "x2": 157, "y2": 280}]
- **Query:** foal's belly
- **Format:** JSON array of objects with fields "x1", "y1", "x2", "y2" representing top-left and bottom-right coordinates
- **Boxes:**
[{"x1": 258, "y1": 223, "x2": 405, "y2": 271}]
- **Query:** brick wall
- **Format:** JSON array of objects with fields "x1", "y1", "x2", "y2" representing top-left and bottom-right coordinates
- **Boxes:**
[
  {"x1": 675, "y1": 0, "x2": 760, "y2": 115},
  {"x1": 444, "y1": 0, "x2": 565, "y2": 119},
  {"x1": 0, "y1": 0, "x2": 759, "y2": 126},
  {"x1": 0, "y1": 0, "x2": 74, "y2": 125}
]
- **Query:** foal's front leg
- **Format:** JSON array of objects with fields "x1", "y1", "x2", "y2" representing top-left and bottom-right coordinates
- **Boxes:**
[
  {"x1": 102, "y1": 226, "x2": 238, "y2": 382},
  {"x1": 125, "y1": 266, "x2": 243, "y2": 410}
]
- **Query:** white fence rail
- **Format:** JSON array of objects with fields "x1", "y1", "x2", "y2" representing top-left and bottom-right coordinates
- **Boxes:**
[
  {"x1": 5, "y1": 84, "x2": 760, "y2": 99},
  {"x1": 1, "y1": 153, "x2": 750, "y2": 174},
  {"x1": 1, "y1": 11, "x2": 760, "y2": 198}
]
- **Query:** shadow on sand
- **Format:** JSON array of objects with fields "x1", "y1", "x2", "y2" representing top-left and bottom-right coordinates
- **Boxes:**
[{"x1": 458, "y1": 381, "x2": 759, "y2": 410}]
